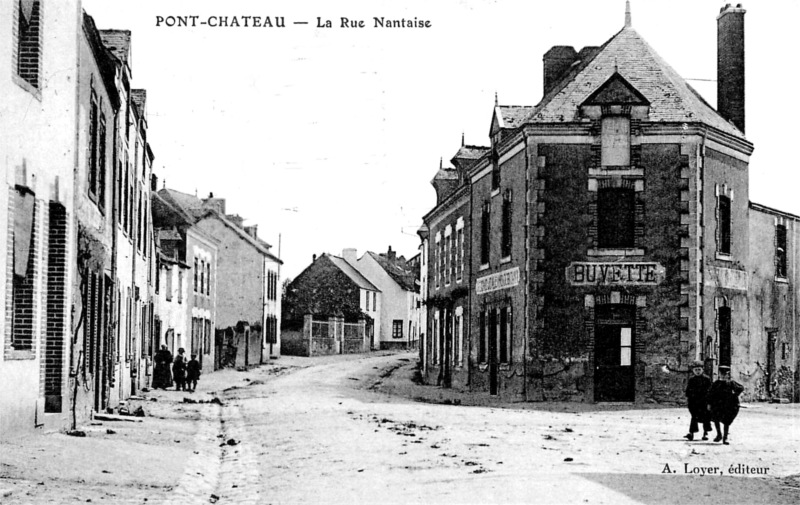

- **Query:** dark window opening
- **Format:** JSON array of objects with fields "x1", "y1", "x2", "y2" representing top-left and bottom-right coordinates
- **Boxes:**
[
  {"x1": 491, "y1": 148, "x2": 500, "y2": 190},
  {"x1": 501, "y1": 191, "x2": 512, "y2": 258},
  {"x1": 478, "y1": 310, "x2": 486, "y2": 363},
  {"x1": 480, "y1": 201, "x2": 490, "y2": 264},
  {"x1": 598, "y1": 187, "x2": 635, "y2": 248},
  {"x1": 777, "y1": 224, "x2": 787, "y2": 278},
  {"x1": 719, "y1": 195, "x2": 731, "y2": 255},
  {"x1": 718, "y1": 306, "x2": 731, "y2": 367}
]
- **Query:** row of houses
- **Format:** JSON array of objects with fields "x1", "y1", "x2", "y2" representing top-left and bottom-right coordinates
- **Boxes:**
[
  {"x1": 282, "y1": 247, "x2": 420, "y2": 355},
  {"x1": 0, "y1": 1, "x2": 282, "y2": 438},
  {"x1": 418, "y1": 3, "x2": 800, "y2": 403}
]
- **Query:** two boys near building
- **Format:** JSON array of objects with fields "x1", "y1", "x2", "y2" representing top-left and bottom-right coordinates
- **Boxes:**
[{"x1": 684, "y1": 361, "x2": 743, "y2": 445}]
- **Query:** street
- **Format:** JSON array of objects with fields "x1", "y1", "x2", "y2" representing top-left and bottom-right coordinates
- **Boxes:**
[{"x1": 2, "y1": 352, "x2": 800, "y2": 504}]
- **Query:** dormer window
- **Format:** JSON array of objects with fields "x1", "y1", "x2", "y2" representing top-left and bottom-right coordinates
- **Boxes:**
[{"x1": 601, "y1": 115, "x2": 630, "y2": 167}]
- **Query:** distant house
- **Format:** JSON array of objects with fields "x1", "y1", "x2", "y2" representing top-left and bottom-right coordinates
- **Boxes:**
[
  {"x1": 345, "y1": 247, "x2": 420, "y2": 350},
  {"x1": 157, "y1": 190, "x2": 282, "y2": 366},
  {"x1": 283, "y1": 253, "x2": 379, "y2": 353},
  {"x1": 151, "y1": 191, "x2": 218, "y2": 371}
]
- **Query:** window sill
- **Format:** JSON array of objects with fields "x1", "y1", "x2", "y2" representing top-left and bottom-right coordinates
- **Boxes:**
[
  {"x1": 479, "y1": 264, "x2": 490, "y2": 272},
  {"x1": 500, "y1": 256, "x2": 512, "y2": 264},
  {"x1": 587, "y1": 248, "x2": 644, "y2": 257},
  {"x1": 715, "y1": 253, "x2": 733, "y2": 262},
  {"x1": 12, "y1": 74, "x2": 42, "y2": 101},
  {"x1": 6, "y1": 349, "x2": 35, "y2": 360},
  {"x1": 491, "y1": 188, "x2": 501, "y2": 198},
  {"x1": 775, "y1": 276, "x2": 789, "y2": 284}
]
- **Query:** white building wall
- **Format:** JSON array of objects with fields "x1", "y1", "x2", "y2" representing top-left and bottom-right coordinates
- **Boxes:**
[{"x1": 0, "y1": 0, "x2": 82, "y2": 437}]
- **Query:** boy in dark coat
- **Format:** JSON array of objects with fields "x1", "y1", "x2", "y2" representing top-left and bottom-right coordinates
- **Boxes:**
[
  {"x1": 173, "y1": 348, "x2": 187, "y2": 391},
  {"x1": 684, "y1": 360, "x2": 712, "y2": 441},
  {"x1": 186, "y1": 354, "x2": 201, "y2": 393},
  {"x1": 708, "y1": 365, "x2": 744, "y2": 445}
]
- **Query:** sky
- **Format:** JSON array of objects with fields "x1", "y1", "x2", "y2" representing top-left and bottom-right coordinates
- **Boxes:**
[{"x1": 81, "y1": 0, "x2": 800, "y2": 280}]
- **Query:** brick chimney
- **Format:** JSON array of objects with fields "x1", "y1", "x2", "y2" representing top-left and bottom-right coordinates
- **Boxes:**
[
  {"x1": 342, "y1": 248, "x2": 357, "y2": 265},
  {"x1": 543, "y1": 46, "x2": 577, "y2": 97},
  {"x1": 203, "y1": 193, "x2": 226, "y2": 214},
  {"x1": 387, "y1": 246, "x2": 396, "y2": 261},
  {"x1": 717, "y1": 4, "x2": 746, "y2": 133}
]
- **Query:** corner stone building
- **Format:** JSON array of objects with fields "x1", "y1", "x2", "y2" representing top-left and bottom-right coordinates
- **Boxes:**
[{"x1": 422, "y1": 5, "x2": 799, "y2": 403}]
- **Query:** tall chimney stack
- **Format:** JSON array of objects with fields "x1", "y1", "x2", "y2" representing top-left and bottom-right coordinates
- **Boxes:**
[
  {"x1": 717, "y1": 4, "x2": 746, "y2": 133},
  {"x1": 542, "y1": 46, "x2": 578, "y2": 97}
]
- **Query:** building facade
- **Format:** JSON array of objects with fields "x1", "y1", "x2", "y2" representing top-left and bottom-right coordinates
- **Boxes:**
[
  {"x1": 346, "y1": 247, "x2": 419, "y2": 350},
  {"x1": 282, "y1": 253, "x2": 379, "y2": 354},
  {"x1": 0, "y1": 0, "x2": 82, "y2": 436},
  {"x1": 421, "y1": 4, "x2": 799, "y2": 403}
]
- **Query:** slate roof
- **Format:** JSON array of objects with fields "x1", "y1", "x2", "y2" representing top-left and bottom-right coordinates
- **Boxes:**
[
  {"x1": 326, "y1": 255, "x2": 379, "y2": 291},
  {"x1": 158, "y1": 188, "x2": 281, "y2": 263},
  {"x1": 495, "y1": 106, "x2": 536, "y2": 130},
  {"x1": 367, "y1": 252, "x2": 418, "y2": 292},
  {"x1": 98, "y1": 30, "x2": 131, "y2": 66},
  {"x1": 526, "y1": 26, "x2": 744, "y2": 138},
  {"x1": 453, "y1": 145, "x2": 490, "y2": 160},
  {"x1": 433, "y1": 167, "x2": 458, "y2": 181},
  {"x1": 131, "y1": 89, "x2": 146, "y2": 116}
]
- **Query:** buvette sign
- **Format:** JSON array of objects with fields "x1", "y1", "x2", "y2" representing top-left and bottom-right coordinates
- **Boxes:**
[
  {"x1": 566, "y1": 262, "x2": 664, "y2": 286},
  {"x1": 476, "y1": 267, "x2": 520, "y2": 294}
]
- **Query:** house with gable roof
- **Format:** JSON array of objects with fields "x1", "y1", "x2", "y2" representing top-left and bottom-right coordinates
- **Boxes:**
[
  {"x1": 282, "y1": 253, "x2": 379, "y2": 355},
  {"x1": 151, "y1": 189, "x2": 218, "y2": 371},
  {"x1": 157, "y1": 189, "x2": 282, "y2": 366},
  {"x1": 344, "y1": 247, "x2": 420, "y2": 350},
  {"x1": 422, "y1": 2, "x2": 799, "y2": 403}
]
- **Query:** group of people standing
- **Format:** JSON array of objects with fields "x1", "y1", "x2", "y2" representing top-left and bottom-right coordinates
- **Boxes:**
[
  {"x1": 153, "y1": 345, "x2": 202, "y2": 392},
  {"x1": 684, "y1": 361, "x2": 744, "y2": 444}
]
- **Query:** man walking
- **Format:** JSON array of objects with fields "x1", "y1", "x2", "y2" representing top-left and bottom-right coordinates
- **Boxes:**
[{"x1": 684, "y1": 360, "x2": 711, "y2": 441}]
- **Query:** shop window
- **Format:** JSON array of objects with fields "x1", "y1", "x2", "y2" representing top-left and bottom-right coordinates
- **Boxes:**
[
  {"x1": 776, "y1": 223, "x2": 787, "y2": 279},
  {"x1": 454, "y1": 312, "x2": 463, "y2": 367},
  {"x1": 14, "y1": 0, "x2": 42, "y2": 90},
  {"x1": 478, "y1": 309, "x2": 487, "y2": 363},
  {"x1": 499, "y1": 307, "x2": 512, "y2": 363},
  {"x1": 718, "y1": 305, "x2": 731, "y2": 367},
  {"x1": 480, "y1": 201, "x2": 490, "y2": 265},
  {"x1": 601, "y1": 116, "x2": 630, "y2": 166},
  {"x1": 501, "y1": 190, "x2": 512, "y2": 259},
  {"x1": 718, "y1": 195, "x2": 731, "y2": 255},
  {"x1": 392, "y1": 320, "x2": 403, "y2": 339},
  {"x1": 597, "y1": 187, "x2": 635, "y2": 248}
]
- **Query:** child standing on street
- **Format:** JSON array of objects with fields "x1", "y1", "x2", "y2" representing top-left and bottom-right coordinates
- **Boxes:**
[
  {"x1": 684, "y1": 360, "x2": 712, "y2": 441},
  {"x1": 186, "y1": 354, "x2": 201, "y2": 393},
  {"x1": 708, "y1": 365, "x2": 744, "y2": 445}
]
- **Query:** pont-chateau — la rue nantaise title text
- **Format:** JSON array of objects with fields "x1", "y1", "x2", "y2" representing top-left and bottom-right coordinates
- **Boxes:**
[{"x1": 155, "y1": 16, "x2": 432, "y2": 29}]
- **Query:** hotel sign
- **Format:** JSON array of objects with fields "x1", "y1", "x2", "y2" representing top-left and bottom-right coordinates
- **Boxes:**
[
  {"x1": 566, "y1": 262, "x2": 664, "y2": 286},
  {"x1": 476, "y1": 267, "x2": 520, "y2": 295}
]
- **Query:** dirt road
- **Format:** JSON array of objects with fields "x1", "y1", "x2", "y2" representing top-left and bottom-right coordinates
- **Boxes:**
[
  {"x1": 213, "y1": 352, "x2": 800, "y2": 504},
  {"x1": 2, "y1": 351, "x2": 799, "y2": 504}
]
